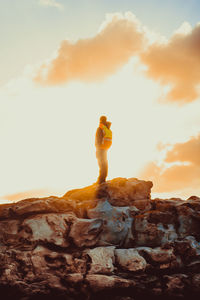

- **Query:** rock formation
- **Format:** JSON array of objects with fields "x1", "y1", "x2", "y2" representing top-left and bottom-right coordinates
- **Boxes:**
[{"x1": 0, "y1": 177, "x2": 200, "y2": 299}]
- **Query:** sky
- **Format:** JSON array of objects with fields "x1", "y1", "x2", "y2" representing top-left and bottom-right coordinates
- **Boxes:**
[{"x1": 1, "y1": 0, "x2": 200, "y2": 203}]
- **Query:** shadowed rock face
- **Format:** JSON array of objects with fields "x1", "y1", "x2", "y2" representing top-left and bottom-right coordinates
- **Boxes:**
[{"x1": 0, "y1": 177, "x2": 200, "y2": 300}]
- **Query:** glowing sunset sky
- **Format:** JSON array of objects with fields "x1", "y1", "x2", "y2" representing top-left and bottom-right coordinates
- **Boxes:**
[{"x1": 1, "y1": 0, "x2": 200, "y2": 203}]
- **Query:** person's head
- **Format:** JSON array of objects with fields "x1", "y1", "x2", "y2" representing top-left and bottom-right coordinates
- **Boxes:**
[
  {"x1": 106, "y1": 121, "x2": 112, "y2": 129},
  {"x1": 100, "y1": 115, "x2": 107, "y2": 125}
]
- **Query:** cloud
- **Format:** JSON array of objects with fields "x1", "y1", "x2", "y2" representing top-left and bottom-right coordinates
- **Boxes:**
[
  {"x1": 0, "y1": 189, "x2": 51, "y2": 202},
  {"x1": 140, "y1": 134, "x2": 200, "y2": 193},
  {"x1": 141, "y1": 23, "x2": 200, "y2": 103},
  {"x1": 34, "y1": 13, "x2": 200, "y2": 103},
  {"x1": 165, "y1": 135, "x2": 200, "y2": 165},
  {"x1": 34, "y1": 12, "x2": 146, "y2": 85},
  {"x1": 38, "y1": 0, "x2": 63, "y2": 10}
]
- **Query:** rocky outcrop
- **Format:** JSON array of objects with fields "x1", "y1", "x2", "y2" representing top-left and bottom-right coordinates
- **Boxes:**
[
  {"x1": 63, "y1": 177, "x2": 153, "y2": 207},
  {"x1": 0, "y1": 178, "x2": 200, "y2": 299}
]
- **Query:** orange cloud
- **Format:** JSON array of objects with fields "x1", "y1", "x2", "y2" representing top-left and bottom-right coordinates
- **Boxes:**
[
  {"x1": 140, "y1": 134, "x2": 200, "y2": 193},
  {"x1": 1, "y1": 189, "x2": 50, "y2": 202},
  {"x1": 141, "y1": 24, "x2": 200, "y2": 103},
  {"x1": 34, "y1": 13, "x2": 146, "y2": 85},
  {"x1": 165, "y1": 135, "x2": 200, "y2": 165},
  {"x1": 34, "y1": 13, "x2": 200, "y2": 103}
]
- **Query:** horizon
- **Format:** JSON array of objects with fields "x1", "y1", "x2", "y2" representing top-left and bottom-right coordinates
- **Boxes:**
[{"x1": 1, "y1": 0, "x2": 200, "y2": 203}]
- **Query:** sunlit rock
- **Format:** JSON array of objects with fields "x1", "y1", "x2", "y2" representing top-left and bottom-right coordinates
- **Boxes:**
[{"x1": 64, "y1": 177, "x2": 153, "y2": 206}]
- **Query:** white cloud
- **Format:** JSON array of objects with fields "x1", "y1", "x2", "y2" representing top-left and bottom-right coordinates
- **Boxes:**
[
  {"x1": 174, "y1": 21, "x2": 192, "y2": 36},
  {"x1": 38, "y1": 0, "x2": 63, "y2": 10}
]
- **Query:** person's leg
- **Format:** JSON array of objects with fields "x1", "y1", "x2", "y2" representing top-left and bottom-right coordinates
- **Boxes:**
[
  {"x1": 96, "y1": 149, "x2": 103, "y2": 183},
  {"x1": 101, "y1": 150, "x2": 108, "y2": 182},
  {"x1": 96, "y1": 149, "x2": 108, "y2": 184}
]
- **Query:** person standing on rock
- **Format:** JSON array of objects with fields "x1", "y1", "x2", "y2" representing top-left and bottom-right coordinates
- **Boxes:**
[{"x1": 95, "y1": 116, "x2": 112, "y2": 184}]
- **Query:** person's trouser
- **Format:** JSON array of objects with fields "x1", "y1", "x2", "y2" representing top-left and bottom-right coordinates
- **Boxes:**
[{"x1": 96, "y1": 149, "x2": 108, "y2": 184}]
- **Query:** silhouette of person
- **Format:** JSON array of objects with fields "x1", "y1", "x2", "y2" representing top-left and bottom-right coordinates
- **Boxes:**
[{"x1": 95, "y1": 116, "x2": 112, "y2": 184}]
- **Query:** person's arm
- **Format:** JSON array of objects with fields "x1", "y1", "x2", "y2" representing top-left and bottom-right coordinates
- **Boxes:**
[{"x1": 95, "y1": 127, "x2": 103, "y2": 147}]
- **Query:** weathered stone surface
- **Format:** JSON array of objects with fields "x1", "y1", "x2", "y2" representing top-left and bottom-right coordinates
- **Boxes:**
[
  {"x1": 151, "y1": 198, "x2": 183, "y2": 212},
  {"x1": 174, "y1": 235, "x2": 200, "y2": 264},
  {"x1": 115, "y1": 248, "x2": 146, "y2": 272},
  {"x1": 137, "y1": 246, "x2": 180, "y2": 270},
  {"x1": 0, "y1": 219, "x2": 21, "y2": 246},
  {"x1": 85, "y1": 246, "x2": 115, "y2": 274},
  {"x1": 20, "y1": 214, "x2": 70, "y2": 247},
  {"x1": 87, "y1": 200, "x2": 134, "y2": 247},
  {"x1": 69, "y1": 217, "x2": 103, "y2": 248},
  {"x1": 138, "y1": 246, "x2": 173, "y2": 263},
  {"x1": 134, "y1": 212, "x2": 178, "y2": 247},
  {"x1": 85, "y1": 274, "x2": 135, "y2": 292},
  {"x1": 131, "y1": 199, "x2": 152, "y2": 211},
  {"x1": 0, "y1": 196, "x2": 74, "y2": 220},
  {"x1": 0, "y1": 177, "x2": 200, "y2": 299},
  {"x1": 176, "y1": 204, "x2": 200, "y2": 239},
  {"x1": 163, "y1": 274, "x2": 189, "y2": 297},
  {"x1": 104, "y1": 177, "x2": 153, "y2": 206}
]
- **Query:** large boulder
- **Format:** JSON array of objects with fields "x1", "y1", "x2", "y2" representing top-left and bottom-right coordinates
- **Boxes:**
[{"x1": 64, "y1": 177, "x2": 153, "y2": 207}]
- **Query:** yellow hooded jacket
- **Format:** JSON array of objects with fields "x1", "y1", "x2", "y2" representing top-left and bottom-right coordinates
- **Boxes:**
[{"x1": 99, "y1": 123, "x2": 112, "y2": 150}]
